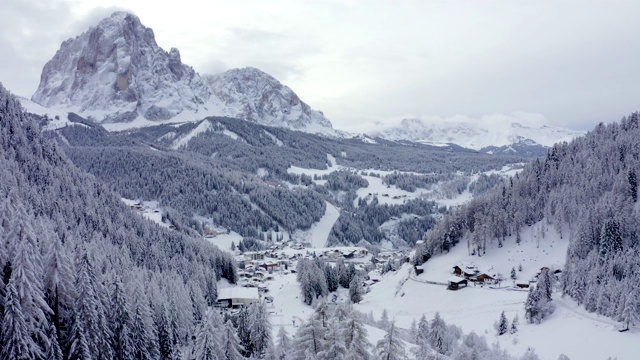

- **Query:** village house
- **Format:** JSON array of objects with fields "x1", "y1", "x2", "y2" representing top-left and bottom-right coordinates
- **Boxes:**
[
  {"x1": 216, "y1": 287, "x2": 260, "y2": 308},
  {"x1": 453, "y1": 264, "x2": 479, "y2": 279}
]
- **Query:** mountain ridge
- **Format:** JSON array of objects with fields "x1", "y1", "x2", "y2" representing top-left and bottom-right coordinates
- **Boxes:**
[{"x1": 31, "y1": 11, "x2": 337, "y2": 136}]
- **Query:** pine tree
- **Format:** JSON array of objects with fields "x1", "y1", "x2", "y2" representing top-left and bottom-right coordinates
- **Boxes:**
[
  {"x1": 342, "y1": 315, "x2": 371, "y2": 360},
  {"x1": 428, "y1": 312, "x2": 448, "y2": 355},
  {"x1": 192, "y1": 310, "x2": 223, "y2": 360},
  {"x1": 619, "y1": 290, "x2": 638, "y2": 331},
  {"x1": 349, "y1": 275, "x2": 364, "y2": 304},
  {"x1": 375, "y1": 321, "x2": 406, "y2": 360},
  {"x1": 318, "y1": 321, "x2": 347, "y2": 360},
  {"x1": 1, "y1": 279, "x2": 35, "y2": 360},
  {"x1": 379, "y1": 309, "x2": 390, "y2": 330},
  {"x1": 511, "y1": 267, "x2": 517, "y2": 280},
  {"x1": 524, "y1": 287, "x2": 541, "y2": 324},
  {"x1": 292, "y1": 317, "x2": 326, "y2": 359},
  {"x1": 249, "y1": 302, "x2": 273, "y2": 358},
  {"x1": 110, "y1": 276, "x2": 135, "y2": 360},
  {"x1": 274, "y1": 326, "x2": 291, "y2": 360},
  {"x1": 510, "y1": 314, "x2": 519, "y2": 334},
  {"x1": 498, "y1": 311, "x2": 508, "y2": 335},
  {"x1": 221, "y1": 320, "x2": 244, "y2": 360}
]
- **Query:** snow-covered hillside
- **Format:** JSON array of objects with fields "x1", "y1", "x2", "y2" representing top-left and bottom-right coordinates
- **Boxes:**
[
  {"x1": 30, "y1": 11, "x2": 337, "y2": 136},
  {"x1": 355, "y1": 222, "x2": 638, "y2": 360},
  {"x1": 373, "y1": 117, "x2": 585, "y2": 150}
]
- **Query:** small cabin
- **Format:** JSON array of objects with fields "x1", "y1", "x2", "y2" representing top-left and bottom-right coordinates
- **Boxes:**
[
  {"x1": 515, "y1": 281, "x2": 530, "y2": 289},
  {"x1": 448, "y1": 276, "x2": 468, "y2": 290},
  {"x1": 414, "y1": 265, "x2": 424, "y2": 275}
]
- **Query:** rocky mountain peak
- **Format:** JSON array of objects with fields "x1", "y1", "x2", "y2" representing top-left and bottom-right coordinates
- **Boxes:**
[
  {"x1": 203, "y1": 67, "x2": 334, "y2": 134},
  {"x1": 32, "y1": 11, "x2": 210, "y2": 123}
]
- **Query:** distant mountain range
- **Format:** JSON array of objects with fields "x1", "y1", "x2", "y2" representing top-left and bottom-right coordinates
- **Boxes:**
[
  {"x1": 29, "y1": 11, "x2": 583, "y2": 151},
  {"x1": 370, "y1": 117, "x2": 585, "y2": 154}
]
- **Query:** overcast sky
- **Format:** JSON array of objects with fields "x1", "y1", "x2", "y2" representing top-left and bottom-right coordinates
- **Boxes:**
[{"x1": 2, "y1": 0, "x2": 639, "y2": 132}]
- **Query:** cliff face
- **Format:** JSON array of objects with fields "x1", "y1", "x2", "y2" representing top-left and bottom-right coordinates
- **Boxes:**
[{"x1": 32, "y1": 12, "x2": 210, "y2": 123}]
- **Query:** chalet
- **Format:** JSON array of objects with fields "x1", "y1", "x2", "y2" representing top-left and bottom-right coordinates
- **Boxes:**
[
  {"x1": 260, "y1": 261, "x2": 279, "y2": 272},
  {"x1": 216, "y1": 287, "x2": 260, "y2": 308},
  {"x1": 515, "y1": 281, "x2": 530, "y2": 289},
  {"x1": 414, "y1": 265, "x2": 424, "y2": 275},
  {"x1": 453, "y1": 265, "x2": 478, "y2": 278},
  {"x1": 448, "y1": 276, "x2": 468, "y2": 290},
  {"x1": 475, "y1": 273, "x2": 495, "y2": 283}
]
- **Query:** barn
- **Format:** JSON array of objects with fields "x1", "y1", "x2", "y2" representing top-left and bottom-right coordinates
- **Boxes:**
[{"x1": 448, "y1": 276, "x2": 468, "y2": 290}]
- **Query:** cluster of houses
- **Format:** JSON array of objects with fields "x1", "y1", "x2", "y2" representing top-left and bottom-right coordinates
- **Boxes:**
[
  {"x1": 444, "y1": 263, "x2": 561, "y2": 291},
  {"x1": 447, "y1": 264, "x2": 503, "y2": 290}
]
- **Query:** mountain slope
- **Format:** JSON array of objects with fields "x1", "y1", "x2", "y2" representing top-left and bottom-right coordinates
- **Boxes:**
[
  {"x1": 374, "y1": 117, "x2": 585, "y2": 151},
  {"x1": 421, "y1": 113, "x2": 640, "y2": 322}
]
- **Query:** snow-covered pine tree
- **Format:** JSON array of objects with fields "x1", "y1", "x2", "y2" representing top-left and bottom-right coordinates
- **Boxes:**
[
  {"x1": 292, "y1": 317, "x2": 326, "y2": 359},
  {"x1": 511, "y1": 267, "x2": 516, "y2": 280},
  {"x1": 498, "y1": 311, "x2": 508, "y2": 335},
  {"x1": 1, "y1": 278, "x2": 36, "y2": 360},
  {"x1": 249, "y1": 302, "x2": 273, "y2": 358},
  {"x1": 428, "y1": 312, "x2": 447, "y2": 354},
  {"x1": 342, "y1": 315, "x2": 371, "y2": 360},
  {"x1": 110, "y1": 276, "x2": 135, "y2": 360},
  {"x1": 221, "y1": 320, "x2": 244, "y2": 360},
  {"x1": 318, "y1": 320, "x2": 347, "y2": 360},
  {"x1": 375, "y1": 321, "x2": 406, "y2": 360},
  {"x1": 379, "y1": 309, "x2": 390, "y2": 330},
  {"x1": 274, "y1": 326, "x2": 291, "y2": 360},
  {"x1": 619, "y1": 289, "x2": 638, "y2": 331},
  {"x1": 349, "y1": 275, "x2": 364, "y2": 304},
  {"x1": 509, "y1": 314, "x2": 519, "y2": 334},
  {"x1": 192, "y1": 310, "x2": 223, "y2": 360}
]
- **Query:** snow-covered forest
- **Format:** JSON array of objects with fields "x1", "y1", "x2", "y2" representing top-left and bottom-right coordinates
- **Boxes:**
[
  {"x1": 0, "y1": 85, "x2": 239, "y2": 359},
  {"x1": 421, "y1": 114, "x2": 640, "y2": 322}
]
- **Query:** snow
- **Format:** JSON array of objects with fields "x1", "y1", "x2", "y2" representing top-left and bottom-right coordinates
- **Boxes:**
[
  {"x1": 290, "y1": 201, "x2": 340, "y2": 248},
  {"x1": 17, "y1": 97, "x2": 70, "y2": 130},
  {"x1": 352, "y1": 222, "x2": 638, "y2": 360},
  {"x1": 218, "y1": 287, "x2": 259, "y2": 301},
  {"x1": 204, "y1": 231, "x2": 243, "y2": 254},
  {"x1": 170, "y1": 119, "x2": 212, "y2": 149}
]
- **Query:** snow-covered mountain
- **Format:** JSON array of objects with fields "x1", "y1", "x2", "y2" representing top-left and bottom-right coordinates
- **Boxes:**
[
  {"x1": 31, "y1": 11, "x2": 337, "y2": 136},
  {"x1": 373, "y1": 117, "x2": 585, "y2": 151},
  {"x1": 32, "y1": 12, "x2": 210, "y2": 123},
  {"x1": 203, "y1": 68, "x2": 335, "y2": 136}
]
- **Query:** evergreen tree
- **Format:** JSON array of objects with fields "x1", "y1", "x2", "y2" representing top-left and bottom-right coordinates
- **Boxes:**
[
  {"x1": 428, "y1": 312, "x2": 447, "y2": 355},
  {"x1": 110, "y1": 276, "x2": 135, "y2": 360},
  {"x1": 510, "y1": 267, "x2": 517, "y2": 280},
  {"x1": 292, "y1": 317, "x2": 326, "y2": 359},
  {"x1": 221, "y1": 320, "x2": 244, "y2": 360},
  {"x1": 192, "y1": 310, "x2": 223, "y2": 360},
  {"x1": 509, "y1": 314, "x2": 519, "y2": 334},
  {"x1": 274, "y1": 326, "x2": 292, "y2": 360},
  {"x1": 1, "y1": 279, "x2": 36, "y2": 360},
  {"x1": 375, "y1": 321, "x2": 406, "y2": 360},
  {"x1": 498, "y1": 311, "x2": 508, "y2": 335},
  {"x1": 318, "y1": 321, "x2": 347, "y2": 360},
  {"x1": 379, "y1": 309, "x2": 390, "y2": 330},
  {"x1": 249, "y1": 302, "x2": 273, "y2": 358},
  {"x1": 342, "y1": 315, "x2": 371, "y2": 360},
  {"x1": 619, "y1": 290, "x2": 638, "y2": 331},
  {"x1": 349, "y1": 275, "x2": 364, "y2": 304}
]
